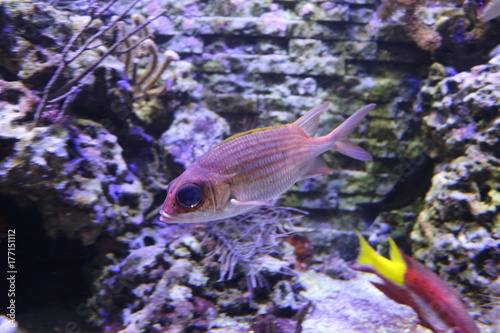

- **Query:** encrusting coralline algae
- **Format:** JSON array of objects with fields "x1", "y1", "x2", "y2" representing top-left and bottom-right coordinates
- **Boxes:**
[{"x1": 412, "y1": 50, "x2": 500, "y2": 326}]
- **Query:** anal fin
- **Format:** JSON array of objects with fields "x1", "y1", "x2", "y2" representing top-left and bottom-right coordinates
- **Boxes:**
[{"x1": 302, "y1": 156, "x2": 331, "y2": 178}]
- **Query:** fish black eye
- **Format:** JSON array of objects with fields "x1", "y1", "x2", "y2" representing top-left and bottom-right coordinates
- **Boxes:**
[{"x1": 176, "y1": 183, "x2": 203, "y2": 209}]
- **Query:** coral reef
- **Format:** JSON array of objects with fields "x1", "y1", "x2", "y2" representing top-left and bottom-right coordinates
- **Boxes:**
[
  {"x1": 298, "y1": 270, "x2": 420, "y2": 332},
  {"x1": 376, "y1": 0, "x2": 444, "y2": 51},
  {"x1": 87, "y1": 215, "x2": 432, "y2": 333},
  {"x1": 0, "y1": 0, "x2": 195, "y2": 244},
  {"x1": 159, "y1": 103, "x2": 230, "y2": 169},
  {"x1": 0, "y1": 80, "x2": 148, "y2": 244},
  {"x1": 116, "y1": 13, "x2": 180, "y2": 100},
  {"x1": 27, "y1": 0, "x2": 167, "y2": 125},
  {"x1": 412, "y1": 50, "x2": 500, "y2": 323},
  {"x1": 1, "y1": 0, "x2": 499, "y2": 332},
  {"x1": 87, "y1": 208, "x2": 307, "y2": 332},
  {"x1": 375, "y1": 0, "x2": 500, "y2": 65}
]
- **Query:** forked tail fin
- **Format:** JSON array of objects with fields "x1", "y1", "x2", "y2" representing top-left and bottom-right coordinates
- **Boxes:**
[{"x1": 328, "y1": 104, "x2": 375, "y2": 161}]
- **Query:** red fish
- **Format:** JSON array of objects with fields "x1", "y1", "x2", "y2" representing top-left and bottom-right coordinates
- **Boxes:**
[
  {"x1": 352, "y1": 233, "x2": 480, "y2": 333},
  {"x1": 159, "y1": 103, "x2": 375, "y2": 223}
]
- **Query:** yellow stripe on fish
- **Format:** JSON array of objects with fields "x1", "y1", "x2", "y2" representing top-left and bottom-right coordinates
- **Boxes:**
[
  {"x1": 217, "y1": 124, "x2": 286, "y2": 147},
  {"x1": 159, "y1": 103, "x2": 376, "y2": 223}
]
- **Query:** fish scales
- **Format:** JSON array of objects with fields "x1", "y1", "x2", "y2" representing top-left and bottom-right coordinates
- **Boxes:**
[
  {"x1": 160, "y1": 103, "x2": 375, "y2": 223},
  {"x1": 201, "y1": 126, "x2": 324, "y2": 201},
  {"x1": 211, "y1": 127, "x2": 311, "y2": 171}
]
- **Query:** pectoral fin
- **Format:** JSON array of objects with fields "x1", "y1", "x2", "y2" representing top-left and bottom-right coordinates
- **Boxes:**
[{"x1": 230, "y1": 199, "x2": 274, "y2": 206}]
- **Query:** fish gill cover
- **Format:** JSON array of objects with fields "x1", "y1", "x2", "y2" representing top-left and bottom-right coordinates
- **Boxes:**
[{"x1": 0, "y1": 0, "x2": 498, "y2": 332}]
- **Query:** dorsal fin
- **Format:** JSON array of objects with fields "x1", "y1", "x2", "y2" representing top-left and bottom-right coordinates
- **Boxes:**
[{"x1": 293, "y1": 103, "x2": 329, "y2": 137}]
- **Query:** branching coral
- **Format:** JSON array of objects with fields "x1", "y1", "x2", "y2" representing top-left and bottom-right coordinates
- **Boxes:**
[
  {"x1": 115, "y1": 14, "x2": 180, "y2": 99},
  {"x1": 33, "y1": 0, "x2": 167, "y2": 126},
  {"x1": 205, "y1": 206, "x2": 306, "y2": 291},
  {"x1": 377, "y1": 0, "x2": 443, "y2": 52}
]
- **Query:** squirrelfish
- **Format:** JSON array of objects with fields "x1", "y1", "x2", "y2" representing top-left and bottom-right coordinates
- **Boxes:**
[
  {"x1": 352, "y1": 233, "x2": 480, "y2": 333},
  {"x1": 159, "y1": 103, "x2": 375, "y2": 223}
]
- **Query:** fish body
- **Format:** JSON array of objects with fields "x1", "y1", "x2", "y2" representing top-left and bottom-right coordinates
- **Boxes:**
[
  {"x1": 159, "y1": 103, "x2": 375, "y2": 223},
  {"x1": 477, "y1": 0, "x2": 500, "y2": 22},
  {"x1": 352, "y1": 233, "x2": 480, "y2": 333}
]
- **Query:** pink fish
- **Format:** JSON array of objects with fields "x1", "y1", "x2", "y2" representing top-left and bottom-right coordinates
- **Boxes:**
[
  {"x1": 159, "y1": 103, "x2": 375, "y2": 223},
  {"x1": 477, "y1": 0, "x2": 500, "y2": 22},
  {"x1": 352, "y1": 233, "x2": 481, "y2": 333}
]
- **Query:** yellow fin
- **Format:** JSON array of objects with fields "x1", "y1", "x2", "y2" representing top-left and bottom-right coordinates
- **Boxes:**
[
  {"x1": 388, "y1": 238, "x2": 405, "y2": 267},
  {"x1": 355, "y1": 232, "x2": 406, "y2": 286},
  {"x1": 217, "y1": 125, "x2": 285, "y2": 146}
]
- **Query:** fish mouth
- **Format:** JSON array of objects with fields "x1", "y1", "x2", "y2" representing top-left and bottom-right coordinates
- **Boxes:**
[{"x1": 158, "y1": 210, "x2": 178, "y2": 223}]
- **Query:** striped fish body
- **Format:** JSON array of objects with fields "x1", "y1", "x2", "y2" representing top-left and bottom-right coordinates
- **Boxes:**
[
  {"x1": 205, "y1": 125, "x2": 327, "y2": 202},
  {"x1": 160, "y1": 103, "x2": 375, "y2": 223}
]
